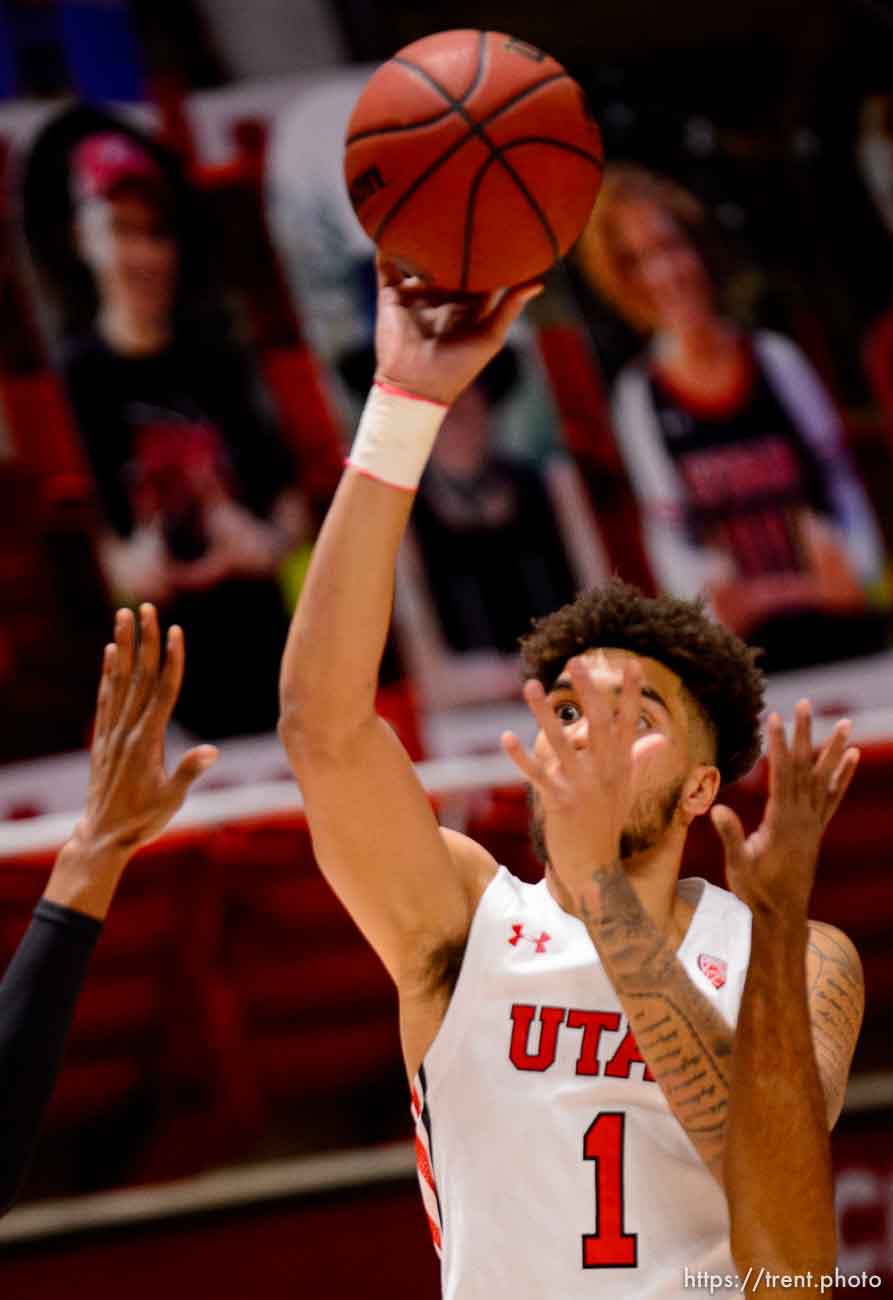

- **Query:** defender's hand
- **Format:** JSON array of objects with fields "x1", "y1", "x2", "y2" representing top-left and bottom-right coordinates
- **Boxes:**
[
  {"x1": 75, "y1": 605, "x2": 218, "y2": 856},
  {"x1": 45, "y1": 607, "x2": 218, "y2": 919},
  {"x1": 501, "y1": 658, "x2": 663, "y2": 905},
  {"x1": 710, "y1": 701, "x2": 859, "y2": 921},
  {"x1": 372, "y1": 254, "x2": 542, "y2": 406}
]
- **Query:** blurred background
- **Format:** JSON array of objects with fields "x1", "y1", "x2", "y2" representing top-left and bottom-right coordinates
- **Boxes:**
[{"x1": 0, "y1": 0, "x2": 891, "y2": 1293}]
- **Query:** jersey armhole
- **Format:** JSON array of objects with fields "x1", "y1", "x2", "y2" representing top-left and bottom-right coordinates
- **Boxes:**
[{"x1": 420, "y1": 864, "x2": 513, "y2": 1097}]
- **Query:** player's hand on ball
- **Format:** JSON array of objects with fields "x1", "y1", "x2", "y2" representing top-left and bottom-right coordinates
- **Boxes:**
[
  {"x1": 373, "y1": 254, "x2": 543, "y2": 406},
  {"x1": 501, "y1": 658, "x2": 663, "y2": 911},
  {"x1": 72, "y1": 605, "x2": 218, "y2": 860},
  {"x1": 710, "y1": 701, "x2": 859, "y2": 921}
]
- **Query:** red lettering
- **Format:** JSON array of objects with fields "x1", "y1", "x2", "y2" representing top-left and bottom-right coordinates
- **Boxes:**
[
  {"x1": 681, "y1": 437, "x2": 801, "y2": 510},
  {"x1": 509, "y1": 1004, "x2": 565, "y2": 1072},
  {"x1": 567, "y1": 1009, "x2": 622, "y2": 1076},
  {"x1": 604, "y1": 1026, "x2": 655, "y2": 1081}
]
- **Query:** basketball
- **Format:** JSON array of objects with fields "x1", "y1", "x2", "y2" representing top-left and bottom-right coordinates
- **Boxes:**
[{"x1": 343, "y1": 29, "x2": 604, "y2": 291}]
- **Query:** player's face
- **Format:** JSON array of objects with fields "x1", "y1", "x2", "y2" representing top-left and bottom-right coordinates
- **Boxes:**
[
  {"x1": 528, "y1": 648, "x2": 702, "y2": 863},
  {"x1": 77, "y1": 189, "x2": 178, "y2": 323},
  {"x1": 612, "y1": 199, "x2": 714, "y2": 336}
]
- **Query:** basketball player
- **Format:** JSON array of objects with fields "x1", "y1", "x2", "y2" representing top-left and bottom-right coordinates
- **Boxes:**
[
  {"x1": 278, "y1": 260, "x2": 864, "y2": 1297},
  {"x1": 0, "y1": 607, "x2": 216, "y2": 1213}
]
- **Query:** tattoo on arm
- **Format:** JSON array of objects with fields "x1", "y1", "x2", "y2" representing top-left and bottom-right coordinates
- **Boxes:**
[
  {"x1": 806, "y1": 923, "x2": 864, "y2": 1124},
  {"x1": 579, "y1": 863, "x2": 734, "y2": 1178}
]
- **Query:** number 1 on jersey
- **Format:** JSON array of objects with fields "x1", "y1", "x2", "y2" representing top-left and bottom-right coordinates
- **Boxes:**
[{"x1": 582, "y1": 1111, "x2": 638, "y2": 1268}]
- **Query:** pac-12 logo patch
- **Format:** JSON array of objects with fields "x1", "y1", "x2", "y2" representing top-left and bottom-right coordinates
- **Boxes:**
[
  {"x1": 508, "y1": 924, "x2": 551, "y2": 954},
  {"x1": 698, "y1": 953, "x2": 727, "y2": 989}
]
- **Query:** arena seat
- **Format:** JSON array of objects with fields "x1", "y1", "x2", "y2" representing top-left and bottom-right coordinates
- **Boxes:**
[
  {"x1": 0, "y1": 829, "x2": 245, "y2": 1187},
  {"x1": 210, "y1": 815, "x2": 404, "y2": 1137},
  {"x1": 2, "y1": 735, "x2": 892, "y2": 1187},
  {"x1": 0, "y1": 464, "x2": 104, "y2": 764}
]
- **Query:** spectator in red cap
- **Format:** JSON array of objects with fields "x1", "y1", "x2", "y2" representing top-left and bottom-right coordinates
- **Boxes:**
[
  {"x1": 23, "y1": 108, "x2": 310, "y2": 740},
  {"x1": 71, "y1": 131, "x2": 165, "y2": 200}
]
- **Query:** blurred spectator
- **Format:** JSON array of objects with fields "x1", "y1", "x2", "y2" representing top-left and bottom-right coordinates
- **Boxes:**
[
  {"x1": 577, "y1": 164, "x2": 889, "y2": 673},
  {"x1": 22, "y1": 107, "x2": 311, "y2": 739},
  {"x1": 387, "y1": 350, "x2": 609, "y2": 711},
  {"x1": 266, "y1": 72, "x2": 390, "y2": 378}
]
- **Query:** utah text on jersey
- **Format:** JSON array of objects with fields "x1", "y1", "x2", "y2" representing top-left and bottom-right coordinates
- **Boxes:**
[{"x1": 410, "y1": 866, "x2": 752, "y2": 1299}]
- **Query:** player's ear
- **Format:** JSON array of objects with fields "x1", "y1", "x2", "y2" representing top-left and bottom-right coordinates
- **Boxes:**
[{"x1": 681, "y1": 764, "x2": 721, "y2": 822}]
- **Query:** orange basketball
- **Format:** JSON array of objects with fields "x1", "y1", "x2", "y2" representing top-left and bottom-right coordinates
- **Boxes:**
[{"x1": 344, "y1": 29, "x2": 604, "y2": 291}]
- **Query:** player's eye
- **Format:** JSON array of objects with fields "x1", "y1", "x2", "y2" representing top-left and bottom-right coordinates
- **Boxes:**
[
  {"x1": 636, "y1": 712, "x2": 653, "y2": 733},
  {"x1": 555, "y1": 700, "x2": 582, "y2": 725}
]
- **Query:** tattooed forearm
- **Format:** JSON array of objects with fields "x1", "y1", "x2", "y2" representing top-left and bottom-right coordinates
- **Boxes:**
[
  {"x1": 626, "y1": 991, "x2": 730, "y2": 1142},
  {"x1": 806, "y1": 922, "x2": 865, "y2": 1125},
  {"x1": 578, "y1": 864, "x2": 735, "y2": 1182}
]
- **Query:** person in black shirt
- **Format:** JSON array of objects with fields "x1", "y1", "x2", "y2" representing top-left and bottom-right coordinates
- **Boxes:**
[
  {"x1": 25, "y1": 111, "x2": 309, "y2": 738},
  {"x1": 576, "y1": 165, "x2": 889, "y2": 672},
  {"x1": 401, "y1": 378, "x2": 592, "y2": 706},
  {"x1": 0, "y1": 605, "x2": 218, "y2": 1214}
]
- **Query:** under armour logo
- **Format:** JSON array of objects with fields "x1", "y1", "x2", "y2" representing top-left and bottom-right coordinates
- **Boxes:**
[{"x1": 508, "y1": 924, "x2": 551, "y2": 954}]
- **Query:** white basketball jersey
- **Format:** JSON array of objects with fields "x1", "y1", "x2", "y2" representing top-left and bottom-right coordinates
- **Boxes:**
[{"x1": 411, "y1": 866, "x2": 752, "y2": 1299}]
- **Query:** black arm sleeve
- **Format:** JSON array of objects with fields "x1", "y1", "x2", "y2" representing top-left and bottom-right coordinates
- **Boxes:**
[{"x1": 0, "y1": 899, "x2": 102, "y2": 1215}]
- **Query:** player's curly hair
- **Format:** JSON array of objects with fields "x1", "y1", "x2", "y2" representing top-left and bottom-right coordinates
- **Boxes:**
[{"x1": 519, "y1": 579, "x2": 765, "y2": 784}]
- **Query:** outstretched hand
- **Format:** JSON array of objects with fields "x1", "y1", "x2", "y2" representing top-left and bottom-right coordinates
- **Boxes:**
[
  {"x1": 372, "y1": 254, "x2": 543, "y2": 406},
  {"x1": 76, "y1": 605, "x2": 218, "y2": 856},
  {"x1": 501, "y1": 658, "x2": 664, "y2": 904},
  {"x1": 710, "y1": 701, "x2": 859, "y2": 920}
]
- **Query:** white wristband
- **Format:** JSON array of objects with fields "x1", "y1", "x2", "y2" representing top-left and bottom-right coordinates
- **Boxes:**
[{"x1": 346, "y1": 381, "x2": 448, "y2": 492}]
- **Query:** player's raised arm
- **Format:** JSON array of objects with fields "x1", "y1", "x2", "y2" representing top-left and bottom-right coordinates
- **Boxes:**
[
  {"x1": 278, "y1": 261, "x2": 541, "y2": 1022},
  {"x1": 0, "y1": 607, "x2": 217, "y2": 1215},
  {"x1": 712, "y1": 704, "x2": 863, "y2": 1286}
]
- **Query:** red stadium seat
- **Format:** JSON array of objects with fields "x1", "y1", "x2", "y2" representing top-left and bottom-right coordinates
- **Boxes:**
[
  {"x1": 210, "y1": 815, "x2": 404, "y2": 1139},
  {"x1": 0, "y1": 829, "x2": 245, "y2": 1188},
  {"x1": 0, "y1": 463, "x2": 107, "y2": 764},
  {"x1": 2, "y1": 734, "x2": 892, "y2": 1189}
]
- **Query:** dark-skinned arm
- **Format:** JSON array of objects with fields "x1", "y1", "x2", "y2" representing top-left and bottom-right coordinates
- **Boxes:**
[
  {"x1": 712, "y1": 704, "x2": 862, "y2": 1291},
  {"x1": 0, "y1": 607, "x2": 216, "y2": 1215},
  {"x1": 723, "y1": 914, "x2": 834, "y2": 1287},
  {"x1": 720, "y1": 918, "x2": 864, "y2": 1290}
]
